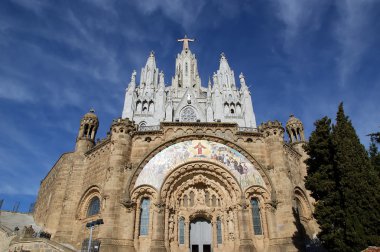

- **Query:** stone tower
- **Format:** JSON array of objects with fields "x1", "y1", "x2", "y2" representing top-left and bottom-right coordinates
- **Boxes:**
[
  {"x1": 75, "y1": 109, "x2": 99, "y2": 152},
  {"x1": 286, "y1": 115, "x2": 305, "y2": 143}
]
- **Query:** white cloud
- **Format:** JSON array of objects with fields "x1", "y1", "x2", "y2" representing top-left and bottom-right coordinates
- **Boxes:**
[
  {"x1": 272, "y1": 0, "x2": 327, "y2": 49},
  {"x1": 0, "y1": 76, "x2": 36, "y2": 103},
  {"x1": 335, "y1": 0, "x2": 376, "y2": 87},
  {"x1": 133, "y1": 0, "x2": 207, "y2": 31},
  {"x1": 10, "y1": 0, "x2": 49, "y2": 14},
  {"x1": 0, "y1": 183, "x2": 38, "y2": 196}
]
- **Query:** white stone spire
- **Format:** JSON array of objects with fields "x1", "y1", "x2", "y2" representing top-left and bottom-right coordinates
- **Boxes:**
[
  {"x1": 140, "y1": 51, "x2": 159, "y2": 89},
  {"x1": 122, "y1": 38, "x2": 257, "y2": 128},
  {"x1": 216, "y1": 53, "x2": 236, "y2": 89}
]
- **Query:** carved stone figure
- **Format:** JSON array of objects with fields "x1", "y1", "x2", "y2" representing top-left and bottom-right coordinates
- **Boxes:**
[
  {"x1": 168, "y1": 215, "x2": 174, "y2": 241},
  {"x1": 196, "y1": 189, "x2": 206, "y2": 206},
  {"x1": 227, "y1": 211, "x2": 235, "y2": 240}
]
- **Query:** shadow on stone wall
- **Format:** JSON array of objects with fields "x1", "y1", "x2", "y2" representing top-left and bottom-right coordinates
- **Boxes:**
[{"x1": 291, "y1": 207, "x2": 326, "y2": 252}]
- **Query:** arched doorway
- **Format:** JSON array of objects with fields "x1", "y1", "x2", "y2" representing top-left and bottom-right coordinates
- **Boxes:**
[{"x1": 190, "y1": 218, "x2": 212, "y2": 252}]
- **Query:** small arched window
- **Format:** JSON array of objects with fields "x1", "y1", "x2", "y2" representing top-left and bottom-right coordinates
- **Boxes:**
[
  {"x1": 179, "y1": 217, "x2": 185, "y2": 244},
  {"x1": 139, "y1": 198, "x2": 150, "y2": 235},
  {"x1": 83, "y1": 124, "x2": 89, "y2": 137},
  {"x1": 217, "y1": 217, "x2": 222, "y2": 244},
  {"x1": 251, "y1": 198, "x2": 263, "y2": 235},
  {"x1": 87, "y1": 197, "x2": 100, "y2": 217}
]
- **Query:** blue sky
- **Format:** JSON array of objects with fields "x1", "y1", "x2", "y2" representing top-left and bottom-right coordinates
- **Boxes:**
[{"x1": 0, "y1": 0, "x2": 379, "y2": 212}]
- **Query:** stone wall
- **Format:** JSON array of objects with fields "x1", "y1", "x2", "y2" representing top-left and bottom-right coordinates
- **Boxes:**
[{"x1": 32, "y1": 121, "x2": 318, "y2": 251}]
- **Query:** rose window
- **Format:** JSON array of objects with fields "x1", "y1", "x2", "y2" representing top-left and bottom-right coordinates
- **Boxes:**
[{"x1": 180, "y1": 107, "x2": 197, "y2": 122}]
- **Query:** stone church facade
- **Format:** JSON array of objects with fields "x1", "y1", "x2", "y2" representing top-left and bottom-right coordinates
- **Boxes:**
[{"x1": 33, "y1": 37, "x2": 318, "y2": 252}]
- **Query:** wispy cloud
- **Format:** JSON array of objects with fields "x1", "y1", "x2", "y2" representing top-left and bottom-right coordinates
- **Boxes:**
[
  {"x1": 271, "y1": 0, "x2": 327, "y2": 49},
  {"x1": 334, "y1": 0, "x2": 376, "y2": 87},
  {"x1": 10, "y1": 0, "x2": 49, "y2": 14},
  {"x1": 0, "y1": 76, "x2": 36, "y2": 103},
  {"x1": 133, "y1": 0, "x2": 206, "y2": 31}
]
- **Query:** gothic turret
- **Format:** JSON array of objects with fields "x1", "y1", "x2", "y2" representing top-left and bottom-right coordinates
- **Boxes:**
[
  {"x1": 76, "y1": 109, "x2": 99, "y2": 152},
  {"x1": 122, "y1": 51, "x2": 165, "y2": 127},
  {"x1": 211, "y1": 53, "x2": 257, "y2": 127},
  {"x1": 286, "y1": 115, "x2": 305, "y2": 143}
]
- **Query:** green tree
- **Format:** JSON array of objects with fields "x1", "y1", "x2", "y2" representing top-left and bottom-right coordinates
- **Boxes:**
[
  {"x1": 368, "y1": 132, "x2": 380, "y2": 144},
  {"x1": 369, "y1": 136, "x2": 380, "y2": 175},
  {"x1": 304, "y1": 117, "x2": 345, "y2": 251},
  {"x1": 304, "y1": 103, "x2": 380, "y2": 252}
]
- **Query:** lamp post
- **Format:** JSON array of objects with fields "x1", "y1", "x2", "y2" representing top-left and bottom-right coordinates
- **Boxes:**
[{"x1": 86, "y1": 219, "x2": 104, "y2": 252}]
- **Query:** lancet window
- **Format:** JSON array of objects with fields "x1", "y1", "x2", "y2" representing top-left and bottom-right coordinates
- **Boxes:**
[
  {"x1": 179, "y1": 217, "x2": 185, "y2": 244},
  {"x1": 217, "y1": 217, "x2": 223, "y2": 244},
  {"x1": 139, "y1": 198, "x2": 150, "y2": 235},
  {"x1": 251, "y1": 198, "x2": 263, "y2": 235}
]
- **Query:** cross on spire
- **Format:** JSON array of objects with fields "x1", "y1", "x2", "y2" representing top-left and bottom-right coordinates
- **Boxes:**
[{"x1": 177, "y1": 35, "x2": 195, "y2": 51}]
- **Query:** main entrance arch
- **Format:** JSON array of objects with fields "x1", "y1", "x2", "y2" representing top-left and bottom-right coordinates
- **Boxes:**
[{"x1": 160, "y1": 161, "x2": 242, "y2": 252}]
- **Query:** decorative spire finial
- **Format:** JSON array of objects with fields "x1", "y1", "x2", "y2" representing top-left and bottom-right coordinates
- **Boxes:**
[{"x1": 177, "y1": 35, "x2": 195, "y2": 51}]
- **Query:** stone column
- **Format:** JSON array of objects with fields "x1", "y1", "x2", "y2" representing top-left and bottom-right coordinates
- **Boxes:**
[
  {"x1": 238, "y1": 200, "x2": 256, "y2": 252},
  {"x1": 185, "y1": 219, "x2": 190, "y2": 249},
  {"x1": 149, "y1": 202, "x2": 167, "y2": 252},
  {"x1": 98, "y1": 118, "x2": 135, "y2": 252},
  {"x1": 211, "y1": 218, "x2": 217, "y2": 250},
  {"x1": 119, "y1": 201, "x2": 136, "y2": 252}
]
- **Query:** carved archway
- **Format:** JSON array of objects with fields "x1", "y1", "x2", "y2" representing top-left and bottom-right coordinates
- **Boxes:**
[{"x1": 160, "y1": 161, "x2": 243, "y2": 251}]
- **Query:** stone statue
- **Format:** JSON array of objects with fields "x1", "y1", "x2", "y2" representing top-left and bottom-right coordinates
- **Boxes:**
[
  {"x1": 177, "y1": 35, "x2": 195, "y2": 51},
  {"x1": 239, "y1": 72, "x2": 246, "y2": 87},
  {"x1": 187, "y1": 93, "x2": 191, "y2": 104},
  {"x1": 159, "y1": 71, "x2": 165, "y2": 87},
  {"x1": 168, "y1": 215, "x2": 174, "y2": 241},
  {"x1": 196, "y1": 189, "x2": 206, "y2": 205},
  {"x1": 131, "y1": 70, "x2": 136, "y2": 84},
  {"x1": 227, "y1": 211, "x2": 235, "y2": 240}
]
